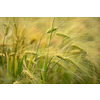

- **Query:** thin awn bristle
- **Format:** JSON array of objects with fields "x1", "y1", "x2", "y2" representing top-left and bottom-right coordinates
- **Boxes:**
[{"x1": 51, "y1": 60, "x2": 67, "y2": 70}]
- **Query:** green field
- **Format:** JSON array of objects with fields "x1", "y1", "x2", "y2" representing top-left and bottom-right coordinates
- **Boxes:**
[{"x1": 0, "y1": 17, "x2": 100, "y2": 84}]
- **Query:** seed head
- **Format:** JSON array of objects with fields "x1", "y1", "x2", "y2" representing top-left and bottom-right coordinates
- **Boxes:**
[{"x1": 46, "y1": 27, "x2": 57, "y2": 33}]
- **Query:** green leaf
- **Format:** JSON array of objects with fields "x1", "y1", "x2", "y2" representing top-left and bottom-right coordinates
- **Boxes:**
[
  {"x1": 28, "y1": 55, "x2": 34, "y2": 70},
  {"x1": 17, "y1": 55, "x2": 26, "y2": 76},
  {"x1": 43, "y1": 55, "x2": 48, "y2": 81},
  {"x1": 14, "y1": 55, "x2": 18, "y2": 77}
]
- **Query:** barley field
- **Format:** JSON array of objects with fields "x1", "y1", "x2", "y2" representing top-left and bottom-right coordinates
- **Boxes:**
[{"x1": 0, "y1": 17, "x2": 100, "y2": 84}]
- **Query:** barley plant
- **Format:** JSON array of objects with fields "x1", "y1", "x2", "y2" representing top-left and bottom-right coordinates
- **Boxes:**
[{"x1": 0, "y1": 17, "x2": 100, "y2": 84}]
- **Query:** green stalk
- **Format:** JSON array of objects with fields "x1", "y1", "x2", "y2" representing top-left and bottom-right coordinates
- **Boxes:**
[
  {"x1": 49, "y1": 17, "x2": 55, "y2": 47},
  {"x1": 46, "y1": 60, "x2": 61, "y2": 81},
  {"x1": 35, "y1": 33, "x2": 46, "y2": 61},
  {"x1": 3, "y1": 35, "x2": 6, "y2": 54}
]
